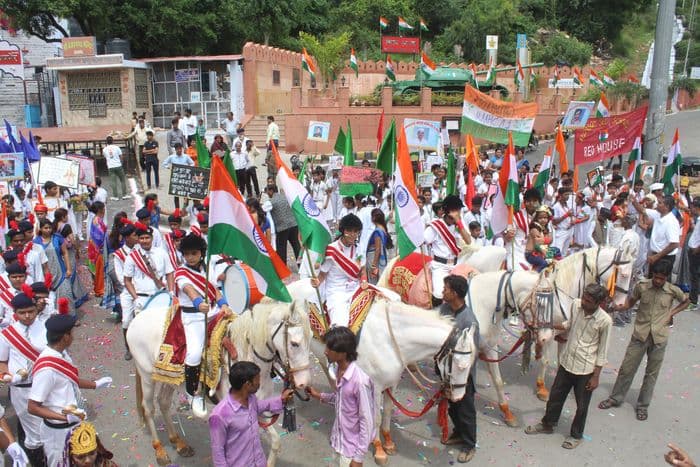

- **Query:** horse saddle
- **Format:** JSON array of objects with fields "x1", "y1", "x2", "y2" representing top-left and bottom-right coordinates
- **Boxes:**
[{"x1": 308, "y1": 287, "x2": 378, "y2": 339}]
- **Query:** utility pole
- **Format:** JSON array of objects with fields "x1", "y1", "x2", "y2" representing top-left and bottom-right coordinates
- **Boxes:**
[{"x1": 644, "y1": 0, "x2": 678, "y2": 167}]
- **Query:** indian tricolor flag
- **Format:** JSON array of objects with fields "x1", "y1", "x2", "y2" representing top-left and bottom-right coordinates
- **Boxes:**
[
  {"x1": 663, "y1": 129, "x2": 683, "y2": 195},
  {"x1": 596, "y1": 91, "x2": 610, "y2": 117},
  {"x1": 627, "y1": 136, "x2": 643, "y2": 183},
  {"x1": 273, "y1": 145, "x2": 332, "y2": 256},
  {"x1": 461, "y1": 84, "x2": 537, "y2": 147},
  {"x1": 394, "y1": 126, "x2": 424, "y2": 259},
  {"x1": 209, "y1": 157, "x2": 292, "y2": 302},
  {"x1": 490, "y1": 134, "x2": 519, "y2": 235},
  {"x1": 301, "y1": 48, "x2": 316, "y2": 79},
  {"x1": 552, "y1": 64, "x2": 559, "y2": 87},
  {"x1": 469, "y1": 63, "x2": 479, "y2": 89},
  {"x1": 573, "y1": 67, "x2": 585, "y2": 86},
  {"x1": 379, "y1": 16, "x2": 389, "y2": 29},
  {"x1": 590, "y1": 69, "x2": 603, "y2": 87},
  {"x1": 534, "y1": 146, "x2": 552, "y2": 194},
  {"x1": 419, "y1": 18, "x2": 429, "y2": 31},
  {"x1": 398, "y1": 16, "x2": 413, "y2": 31},
  {"x1": 350, "y1": 48, "x2": 358, "y2": 77},
  {"x1": 420, "y1": 51, "x2": 436, "y2": 76},
  {"x1": 603, "y1": 74, "x2": 615, "y2": 86},
  {"x1": 385, "y1": 55, "x2": 396, "y2": 81},
  {"x1": 484, "y1": 58, "x2": 496, "y2": 85},
  {"x1": 514, "y1": 57, "x2": 525, "y2": 88}
]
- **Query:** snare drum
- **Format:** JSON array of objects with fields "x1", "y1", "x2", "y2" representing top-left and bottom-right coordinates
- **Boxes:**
[
  {"x1": 223, "y1": 263, "x2": 263, "y2": 314},
  {"x1": 141, "y1": 289, "x2": 173, "y2": 312}
]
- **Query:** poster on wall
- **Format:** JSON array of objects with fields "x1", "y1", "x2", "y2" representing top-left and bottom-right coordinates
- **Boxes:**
[
  {"x1": 307, "y1": 121, "x2": 331, "y2": 142},
  {"x1": 404, "y1": 119, "x2": 441, "y2": 151},
  {"x1": 64, "y1": 153, "x2": 97, "y2": 186},
  {"x1": 38, "y1": 157, "x2": 80, "y2": 189},
  {"x1": 0, "y1": 153, "x2": 24, "y2": 181},
  {"x1": 562, "y1": 101, "x2": 595, "y2": 129},
  {"x1": 0, "y1": 40, "x2": 23, "y2": 79}
]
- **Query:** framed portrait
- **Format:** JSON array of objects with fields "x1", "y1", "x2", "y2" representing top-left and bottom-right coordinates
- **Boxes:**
[
  {"x1": 307, "y1": 121, "x2": 331, "y2": 142},
  {"x1": 0, "y1": 152, "x2": 25, "y2": 181},
  {"x1": 404, "y1": 119, "x2": 441, "y2": 150}
]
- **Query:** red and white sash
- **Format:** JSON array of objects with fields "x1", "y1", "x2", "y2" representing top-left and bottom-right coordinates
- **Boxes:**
[
  {"x1": 164, "y1": 235, "x2": 179, "y2": 270},
  {"x1": 113, "y1": 247, "x2": 129, "y2": 264},
  {"x1": 129, "y1": 248, "x2": 158, "y2": 281},
  {"x1": 1, "y1": 326, "x2": 40, "y2": 362},
  {"x1": 325, "y1": 243, "x2": 361, "y2": 280},
  {"x1": 0, "y1": 287, "x2": 15, "y2": 309},
  {"x1": 174, "y1": 267, "x2": 217, "y2": 303},
  {"x1": 32, "y1": 355, "x2": 79, "y2": 386},
  {"x1": 190, "y1": 225, "x2": 202, "y2": 237},
  {"x1": 513, "y1": 210, "x2": 529, "y2": 235},
  {"x1": 430, "y1": 219, "x2": 460, "y2": 256},
  {"x1": 0, "y1": 275, "x2": 10, "y2": 290}
]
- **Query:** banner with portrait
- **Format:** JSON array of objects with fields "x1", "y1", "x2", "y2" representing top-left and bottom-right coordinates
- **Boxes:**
[
  {"x1": 37, "y1": 157, "x2": 80, "y2": 189},
  {"x1": 404, "y1": 119, "x2": 441, "y2": 151},
  {"x1": 0, "y1": 153, "x2": 24, "y2": 181}
]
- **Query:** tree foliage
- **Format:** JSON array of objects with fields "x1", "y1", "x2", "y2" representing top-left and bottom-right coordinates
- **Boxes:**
[
  {"x1": 299, "y1": 31, "x2": 352, "y2": 85},
  {"x1": 531, "y1": 33, "x2": 593, "y2": 66}
]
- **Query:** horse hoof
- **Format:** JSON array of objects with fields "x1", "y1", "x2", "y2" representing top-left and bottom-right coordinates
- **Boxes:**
[
  {"x1": 504, "y1": 416, "x2": 519, "y2": 428},
  {"x1": 537, "y1": 390, "x2": 550, "y2": 402},
  {"x1": 374, "y1": 453, "x2": 389, "y2": 466},
  {"x1": 383, "y1": 443, "x2": 397, "y2": 456},
  {"x1": 156, "y1": 454, "x2": 172, "y2": 466},
  {"x1": 177, "y1": 445, "x2": 195, "y2": 457}
]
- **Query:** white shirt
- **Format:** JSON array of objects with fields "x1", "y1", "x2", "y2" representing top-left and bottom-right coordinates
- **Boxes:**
[
  {"x1": 319, "y1": 240, "x2": 361, "y2": 293},
  {"x1": 553, "y1": 202, "x2": 572, "y2": 230},
  {"x1": 311, "y1": 181, "x2": 328, "y2": 204},
  {"x1": 619, "y1": 228, "x2": 640, "y2": 258},
  {"x1": 26, "y1": 245, "x2": 48, "y2": 284},
  {"x1": 29, "y1": 347, "x2": 79, "y2": 414},
  {"x1": 689, "y1": 217, "x2": 700, "y2": 249},
  {"x1": 424, "y1": 220, "x2": 459, "y2": 259},
  {"x1": 0, "y1": 286, "x2": 20, "y2": 328},
  {"x1": 102, "y1": 144, "x2": 123, "y2": 169},
  {"x1": 183, "y1": 115, "x2": 198, "y2": 137},
  {"x1": 649, "y1": 211, "x2": 681, "y2": 255},
  {"x1": 221, "y1": 118, "x2": 239, "y2": 134},
  {"x1": 123, "y1": 246, "x2": 173, "y2": 295},
  {"x1": 0, "y1": 319, "x2": 47, "y2": 382},
  {"x1": 175, "y1": 265, "x2": 214, "y2": 308},
  {"x1": 94, "y1": 187, "x2": 108, "y2": 204},
  {"x1": 231, "y1": 150, "x2": 248, "y2": 170},
  {"x1": 113, "y1": 245, "x2": 133, "y2": 285}
]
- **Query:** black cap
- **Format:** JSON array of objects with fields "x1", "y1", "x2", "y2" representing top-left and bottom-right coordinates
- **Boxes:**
[
  {"x1": 179, "y1": 233, "x2": 207, "y2": 254},
  {"x1": 135, "y1": 208, "x2": 151, "y2": 220},
  {"x1": 11, "y1": 293, "x2": 34, "y2": 310},
  {"x1": 6, "y1": 262, "x2": 27, "y2": 275},
  {"x1": 119, "y1": 224, "x2": 136, "y2": 236},
  {"x1": 45, "y1": 314, "x2": 77, "y2": 334},
  {"x1": 2, "y1": 249, "x2": 18, "y2": 262},
  {"x1": 135, "y1": 223, "x2": 153, "y2": 236},
  {"x1": 17, "y1": 220, "x2": 33, "y2": 233},
  {"x1": 31, "y1": 281, "x2": 49, "y2": 295}
]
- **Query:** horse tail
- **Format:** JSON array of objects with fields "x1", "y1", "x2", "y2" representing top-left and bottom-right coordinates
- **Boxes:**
[{"x1": 135, "y1": 370, "x2": 146, "y2": 423}]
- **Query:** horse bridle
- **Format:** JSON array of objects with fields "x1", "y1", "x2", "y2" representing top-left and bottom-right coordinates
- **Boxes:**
[{"x1": 433, "y1": 326, "x2": 474, "y2": 392}]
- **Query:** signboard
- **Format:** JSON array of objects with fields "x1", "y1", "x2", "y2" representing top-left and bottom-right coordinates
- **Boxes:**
[
  {"x1": 190, "y1": 91, "x2": 201, "y2": 102},
  {"x1": 547, "y1": 78, "x2": 582, "y2": 89},
  {"x1": 417, "y1": 172, "x2": 436, "y2": 188},
  {"x1": 38, "y1": 157, "x2": 80, "y2": 189},
  {"x1": 47, "y1": 54, "x2": 123, "y2": 69},
  {"x1": 562, "y1": 101, "x2": 595, "y2": 129},
  {"x1": 690, "y1": 67, "x2": 700, "y2": 79},
  {"x1": 0, "y1": 40, "x2": 23, "y2": 79},
  {"x1": 168, "y1": 164, "x2": 211, "y2": 200},
  {"x1": 404, "y1": 119, "x2": 441, "y2": 150},
  {"x1": 381, "y1": 36, "x2": 420, "y2": 54},
  {"x1": 486, "y1": 35, "x2": 499, "y2": 50},
  {"x1": 0, "y1": 153, "x2": 24, "y2": 181},
  {"x1": 516, "y1": 34, "x2": 527, "y2": 49},
  {"x1": 61, "y1": 36, "x2": 97, "y2": 57},
  {"x1": 328, "y1": 155, "x2": 343, "y2": 170},
  {"x1": 175, "y1": 68, "x2": 199, "y2": 83},
  {"x1": 573, "y1": 106, "x2": 648, "y2": 165},
  {"x1": 64, "y1": 153, "x2": 97, "y2": 186},
  {"x1": 307, "y1": 121, "x2": 330, "y2": 142},
  {"x1": 339, "y1": 166, "x2": 383, "y2": 196}
]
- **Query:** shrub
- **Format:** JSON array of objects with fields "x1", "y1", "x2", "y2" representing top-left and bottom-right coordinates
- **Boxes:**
[{"x1": 531, "y1": 32, "x2": 593, "y2": 66}]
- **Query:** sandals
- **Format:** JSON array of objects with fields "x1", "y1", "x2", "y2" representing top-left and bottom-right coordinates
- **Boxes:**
[
  {"x1": 636, "y1": 407, "x2": 648, "y2": 421},
  {"x1": 457, "y1": 449, "x2": 475, "y2": 463},
  {"x1": 562, "y1": 437, "x2": 582, "y2": 449},
  {"x1": 597, "y1": 398, "x2": 621, "y2": 410},
  {"x1": 524, "y1": 423, "x2": 554, "y2": 435}
]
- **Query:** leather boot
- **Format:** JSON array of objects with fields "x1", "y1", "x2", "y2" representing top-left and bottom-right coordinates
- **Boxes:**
[
  {"x1": 123, "y1": 329, "x2": 132, "y2": 361},
  {"x1": 184, "y1": 365, "x2": 206, "y2": 418},
  {"x1": 25, "y1": 446, "x2": 47, "y2": 467}
]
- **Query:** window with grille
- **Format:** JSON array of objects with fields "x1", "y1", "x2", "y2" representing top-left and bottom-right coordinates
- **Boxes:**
[
  {"x1": 273, "y1": 70, "x2": 280, "y2": 85},
  {"x1": 134, "y1": 69, "x2": 149, "y2": 108},
  {"x1": 66, "y1": 72, "x2": 122, "y2": 110}
]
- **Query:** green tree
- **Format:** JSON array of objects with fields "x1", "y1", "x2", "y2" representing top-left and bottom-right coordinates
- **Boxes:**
[
  {"x1": 606, "y1": 59, "x2": 628, "y2": 80},
  {"x1": 531, "y1": 32, "x2": 592, "y2": 66},
  {"x1": 556, "y1": 0, "x2": 654, "y2": 45},
  {"x1": 299, "y1": 31, "x2": 352, "y2": 86}
]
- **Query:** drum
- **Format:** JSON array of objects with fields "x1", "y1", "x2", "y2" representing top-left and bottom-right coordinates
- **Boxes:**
[
  {"x1": 223, "y1": 263, "x2": 263, "y2": 314},
  {"x1": 141, "y1": 289, "x2": 173, "y2": 312}
]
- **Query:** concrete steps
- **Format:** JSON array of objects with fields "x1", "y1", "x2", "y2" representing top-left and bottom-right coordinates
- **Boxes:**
[{"x1": 243, "y1": 115, "x2": 286, "y2": 148}]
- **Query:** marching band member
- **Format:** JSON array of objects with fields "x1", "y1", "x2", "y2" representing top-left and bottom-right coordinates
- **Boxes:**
[
  {"x1": 135, "y1": 208, "x2": 165, "y2": 251},
  {"x1": 0, "y1": 291, "x2": 51, "y2": 466},
  {"x1": 311, "y1": 214, "x2": 367, "y2": 327},
  {"x1": 190, "y1": 212, "x2": 209, "y2": 241},
  {"x1": 0, "y1": 262, "x2": 29, "y2": 328},
  {"x1": 175, "y1": 234, "x2": 231, "y2": 417},
  {"x1": 424, "y1": 195, "x2": 470, "y2": 306},
  {"x1": 164, "y1": 229, "x2": 185, "y2": 270},
  {"x1": 31, "y1": 279, "x2": 56, "y2": 319},
  {"x1": 28, "y1": 313, "x2": 112, "y2": 466},
  {"x1": 113, "y1": 220, "x2": 138, "y2": 351},
  {"x1": 122, "y1": 223, "x2": 174, "y2": 361}
]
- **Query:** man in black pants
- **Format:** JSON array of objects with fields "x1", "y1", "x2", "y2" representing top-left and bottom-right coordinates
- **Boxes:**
[
  {"x1": 525, "y1": 283, "x2": 612, "y2": 449},
  {"x1": 267, "y1": 184, "x2": 301, "y2": 266},
  {"x1": 440, "y1": 275, "x2": 478, "y2": 463}
]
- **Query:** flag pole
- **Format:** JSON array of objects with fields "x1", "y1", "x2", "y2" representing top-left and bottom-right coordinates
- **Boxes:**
[
  {"x1": 199, "y1": 166, "x2": 215, "y2": 413},
  {"x1": 305, "y1": 246, "x2": 329, "y2": 330}
]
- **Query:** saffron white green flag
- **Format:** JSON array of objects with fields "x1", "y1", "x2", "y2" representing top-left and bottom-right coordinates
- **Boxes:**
[
  {"x1": 394, "y1": 126, "x2": 424, "y2": 259},
  {"x1": 301, "y1": 48, "x2": 316, "y2": 79},
  {"x1": 350, "y1": 48, "x2": 359, "y2": 77},
  {"x1": 209, "y1": 157, "x2": 292, "y2": 302},
  {"x1": 603, "y1": 74, "x2": 615, "y2": 86},
  {"x1": 627, "y1": 136, "x2": 642, "y2": 183},
  {"x1": 484, "y1": 58, "x2": 496, "y2": 86},
  {"x1": 590, "y1": 69, "x2": 603, "y2": 87},
  {"x1": 533, "y1": 146, "x2": 552, "y2": 193},
  {"x1": 385, "y1": 55, "x2": 396, "y2": 81},
  {"x1": 663, "y1": 129, "x2": 682, "y2": 195},
  {"x1": 514, "y1": 58, "x2": 525, "y2": 88},
  {"x1": 420, "y1": 51, "x2": 436, "y2": 76},
  {"x1": 379, "y1": 16, "x2": 389, "y2": 29},
  {"x1": 398, "y1": 16, "x2": 413, "y2": 31},
  {"x1": 596, "y1": 91, "x2": 610, "y2": 117},
  {"x1": 469, "y1": 63, "x2": 479, "y2": 89},
  {"x1": 273, "y1": 145, "x2": 332, "y2": 256},
  {"x1": 419, "y1": 18, "x2": 429, "y2": 31}
]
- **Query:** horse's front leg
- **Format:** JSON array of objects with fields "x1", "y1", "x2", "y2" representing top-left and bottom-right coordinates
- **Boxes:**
[
  {"x1": 380, "y1": 390, "x2": 396, "y2": 455},
  {"x1": 372, "y1": 390, "x2": 389, "y2": 465},
  {"x1": 266, "y1": 424, "x2": 280, "y2": 467},
  {"x1": 158, "y1": 384, "x2": 194, "y2": 458},
  {"x1": 535, "y1": 338, "x2": 556, "y2": 401},
  {"x1": 137, "y1": 372, "x2": 172, "y2": 466},
  {"x1": 484, "y1": 348, "x2": 518, "y2": 427}
]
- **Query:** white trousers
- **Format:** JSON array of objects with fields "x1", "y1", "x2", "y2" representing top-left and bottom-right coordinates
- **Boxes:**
[
  {"x1": 10, "y1": 386, "x2": 42, "y2": 449},
  {"x1": 121, "y1": 293, "x2": 149, "y2": 330},
  {"x1": 40, "y1": 422, "x2": 72, "y2": 467},
  {"x1": 553, "y1": 228, "x2": 573, "y2": 255},
  {"x1": 325, "y1": 289, "x2": 353, "y2": 327},
  {"x1": 430, "y1": 261, "x2": 453, "y2": 299},
  {"x1": 183, "y1": 311, "x2": 206, "y2": 366}
]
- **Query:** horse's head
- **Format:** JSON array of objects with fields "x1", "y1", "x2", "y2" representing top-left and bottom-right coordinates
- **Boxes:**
[
  {"x1": 268, "y1": 299, "x2": 313, "y2": 389},
  {"x1": 437, "y1": 324, "x2": 477, "y2": 402}
]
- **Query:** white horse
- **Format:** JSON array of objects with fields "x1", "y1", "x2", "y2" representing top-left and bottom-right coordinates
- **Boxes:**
[
  {"x1": 272, "y1": 281, "x2": 477, "y2": 465},
  {"x1": 126, "y1": 299, "x2": 313, "y2": 466}
]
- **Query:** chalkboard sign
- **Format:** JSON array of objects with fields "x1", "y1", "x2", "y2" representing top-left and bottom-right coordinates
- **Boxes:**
[{"x1": 168, "y1": 164, "x2": 210, "y2": 200}]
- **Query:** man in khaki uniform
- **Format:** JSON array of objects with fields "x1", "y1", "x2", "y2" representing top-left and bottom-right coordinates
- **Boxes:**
[{"x1": 598, "y1": 259, "x2": 689, "y2": 421}]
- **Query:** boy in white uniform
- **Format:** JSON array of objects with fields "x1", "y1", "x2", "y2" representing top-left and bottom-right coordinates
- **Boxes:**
[{"x1": 113, "y1": 222, "x2": 139, "y2": 359}]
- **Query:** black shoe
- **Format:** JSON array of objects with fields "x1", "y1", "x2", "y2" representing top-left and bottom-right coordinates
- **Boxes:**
[
  {"x1": 442, "y1": 433, "x2": 464, "y2": 446},
  {"x1": 124, "y1": 349, "x2": 132, "y2": 361}
]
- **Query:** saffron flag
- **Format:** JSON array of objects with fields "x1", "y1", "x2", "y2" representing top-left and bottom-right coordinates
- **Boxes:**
[
  {"x1": 465, "y1": 134, "x2": 479, "y2": 174},
  {"x1": 469, "y1": 63, "x2": 479, "y2": 89},
  {"x1": 350, "y1": 48, "x2": 358, "y2": 77},
  {"x1": 573, "y1": 67, "x2": 585, "y2": 86},
  {"x1": 195, "y1": 133, "x2": 210, "y2": 169},
  {"x1": 556, "y1": 125, "x2": 569, "y2": 174},
  {"x1": 376, "y1": 119, "x2": 395, "y2": 174},
  {"x1": 627, "y1": 136, "x2": 643, "y2": 183},
  {"x1": 461, "y1": 85, "x2": 537, "y2": 147},
  {"x1": 572, "y1": 165, "x2": 579, "y2": 192},
  {"x1": 596, "y1": 91, "x2": 610, "y2": 117},
  {"x1": 514, "y1": 58, "x2": 525, "y2": 88},
  {"x1": 419, "y1": 18, "x2": 429, "y2": 31},
  {"x1": 534, "y1": 146, "x2": 552, "y2": 194},
  {"x1": 398, "y1": 17, "x2": 413, "y2": 31},
  {"x1": 420, "y1": 51, "x2": 436, "y2": 76},
  {"x1": 301, "y1": 48, "x2": 316, "y2": 79},
  {"x1": 394, "y1": 126, "x2": 424, "y2": 259},
  {"x1": 628, "y1": 74, "x2": 640, "y2": 83},
  {"x1": 385, "y1": 55, "x2": 396, "y2": 81},
  {"x1": 376, "y1": 110, "x2": 385, "y2": 152},
  {"x1": 273, "y1": 145, "x2": 332, "y2": 255},
  {"x1": 209, "y1": 157, "x2": 291, "y2": 302},
  {"x1": 379, "y1": 16, "x2": 389, "y2": 29},
  {"x1": 589, "y1": 69, "x2": 603, "y2": 87},
  {"x1": 663, "y1": 129, "x2": 682, "y2": 195}
]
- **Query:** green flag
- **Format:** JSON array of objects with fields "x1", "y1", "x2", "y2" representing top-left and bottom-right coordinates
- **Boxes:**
[
  {"x1": 375, "y1": 120, "x2": 396, "y2": 174},
  {"x1": 222, "y1": 149, "x2": 238, "y2": 185},
  {"x1": 334, "y1": 127, "x2": 346, "y2": 154},
  {"x1": 298, "y1": 156, "x2": 308, "y2": 184},
  {"x1": 195, "y1": 133, "x2": 210, "y2": 169},
  {"x1": 446, "y1": 147, "x2": 456, "y2": 196},
  {"x1": 344, "y1": 121, "x2": 354, "y2": 166}
]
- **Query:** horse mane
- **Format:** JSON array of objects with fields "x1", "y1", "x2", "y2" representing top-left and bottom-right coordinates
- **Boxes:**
[
  {"x1": 228, "y1": 300, "x2": 311, "y2": 350},
  {"x1": 382, "y1": 299, "x2": 455, "y2": 328},
  {"x1": 549, "y1": 246, "x2": 618, "y2": 291}
]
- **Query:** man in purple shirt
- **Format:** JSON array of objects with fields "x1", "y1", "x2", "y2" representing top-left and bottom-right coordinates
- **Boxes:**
[
  {"x1": 306, "y1": 326, "x2": 376, "y2": 466},
  {"x1": 208, "y1": 361, "x2": 293, "y2": 467}
]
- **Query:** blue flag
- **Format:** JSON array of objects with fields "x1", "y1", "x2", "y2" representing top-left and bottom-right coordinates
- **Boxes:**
[
  {"x1": 3, "y1": 120, "x2": 19, "y2": 152},
  {"x1": 20, "y1": 132, "x2": 40, "y2": 162}
]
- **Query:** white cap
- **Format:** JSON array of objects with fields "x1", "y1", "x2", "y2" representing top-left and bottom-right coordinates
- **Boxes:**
[{"x1": 649, "y1": 182, "x2": 664, "y2": 192}]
